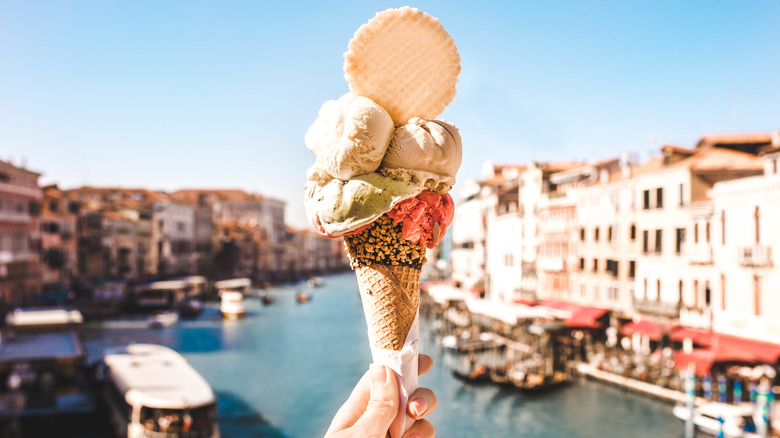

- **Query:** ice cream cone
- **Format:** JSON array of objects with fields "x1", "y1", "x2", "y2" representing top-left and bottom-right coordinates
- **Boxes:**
[
  {"x1": 344, "y1": 213, "x2": 424, "y2": 438},
  {"x1": 355, "y1": 263, "x2": 420, "y2": 351}
]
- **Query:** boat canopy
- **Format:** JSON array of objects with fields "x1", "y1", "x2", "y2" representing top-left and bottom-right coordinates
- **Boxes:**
[
  {"x1": 103, "y1": 344, "x2": 215, "y2": 409},
  {"x1": 214, "y1": 278, "x2": 251, "y2": 290},
  {"x1": 142, "y1": 280, "x2": 189, "y2": 291},
  {"x1": 5, "y1": 307, "x2": 83, "y2": 328}
]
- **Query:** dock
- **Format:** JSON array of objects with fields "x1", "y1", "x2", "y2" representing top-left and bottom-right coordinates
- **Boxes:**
[{"x1": 575, "y1": 362, "x2": 707, "y2": 406}]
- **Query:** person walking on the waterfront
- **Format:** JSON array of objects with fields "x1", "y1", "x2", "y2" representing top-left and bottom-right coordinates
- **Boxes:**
[{"x1": 325, "y1": 355, "x2": 438, "y2": 438}]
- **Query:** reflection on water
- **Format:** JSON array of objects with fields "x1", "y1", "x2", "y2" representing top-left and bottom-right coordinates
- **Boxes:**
[{"x1": 80, "y1": 273, "x2": 684, "y2": 438}]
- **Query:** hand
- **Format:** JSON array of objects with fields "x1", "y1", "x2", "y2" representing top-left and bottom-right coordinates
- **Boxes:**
[{"x1": 325, "y1": 354, "x2": 437, "y2": 438}]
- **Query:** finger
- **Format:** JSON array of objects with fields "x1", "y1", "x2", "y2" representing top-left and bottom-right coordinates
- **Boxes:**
[
  {"x1": 351, "y1": 364, "x2": 399, "y2": 436},
  {"x1": 402, "y1": 419, "x2": 435, "y2": 438},
  {"x1": 326, "y1": 370, "x2": 372, "y2": 434},
  {"x1": 418, "y1": 354, "x2": 433, "y2": 376},
  {"x1": 407, "y1": 387, "x2": 437, "y2": 419}
]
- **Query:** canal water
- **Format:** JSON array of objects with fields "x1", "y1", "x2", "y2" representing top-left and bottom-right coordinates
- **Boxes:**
[{"x1": 81, "y1": 272, "x2": 684, "y2": 438}]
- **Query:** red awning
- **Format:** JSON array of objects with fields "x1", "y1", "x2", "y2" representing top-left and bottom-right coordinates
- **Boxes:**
[
  {"x1": 537, "y1": 300, "x2": 608, "y2": 329},
  {"x1": 621, "y1": 320, "x2": 663, "y2": 341},
  {"x1": 670, "y1": 326, "x2": 713, "y2": 348},
  {"x1": 671, "y1": 329, "x2": 780, "y2": 364},
  {"x1": 673, "y1": 331, "x2": 780, "y2": 375}
]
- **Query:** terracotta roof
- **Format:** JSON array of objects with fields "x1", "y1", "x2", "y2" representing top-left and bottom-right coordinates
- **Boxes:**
[
  {"x1": 661, "y1": 144, "x2": 695, "y2": 155},
  {"x1": 672, "y1": 147, "x2": 764, "y2": 172},
  {"x1": 696, "y1": 132, "x2": 773, "y2": 149},
  {"x1": 170, "y1": 189, "x2": 263, "y2": 204}
]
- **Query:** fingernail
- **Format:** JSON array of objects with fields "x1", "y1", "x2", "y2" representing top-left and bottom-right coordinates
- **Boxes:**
[
  {"x1": 369, "y1": 364, "x2": 388, "y2": 387},
  {"x1": 410, "y1": 398, "x2": 427, "y2": 417}
]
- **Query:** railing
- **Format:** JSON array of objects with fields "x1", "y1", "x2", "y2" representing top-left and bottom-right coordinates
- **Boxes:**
[
  {"x1": 632, "y1": 297, "x2": 680, "y2": 318},
  {"x1": 737, "y1": 244, "x2": 772, "y2": 267},
  {"x1": 683, "y1": 243, "x2": 713, "y2": 265}
]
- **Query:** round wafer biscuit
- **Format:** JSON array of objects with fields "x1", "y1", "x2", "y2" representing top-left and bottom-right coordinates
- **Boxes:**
[{"x1": 344, "y1": 7, "x2": 460, "y2": 126}]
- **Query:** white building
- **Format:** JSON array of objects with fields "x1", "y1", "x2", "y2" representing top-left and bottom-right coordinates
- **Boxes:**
[
  {"x1": 151, "y1": 202, "x2": 196, "y2": 276},
  {"x1": 709, "y1": 144, "x2": 780, "y2": 344}
]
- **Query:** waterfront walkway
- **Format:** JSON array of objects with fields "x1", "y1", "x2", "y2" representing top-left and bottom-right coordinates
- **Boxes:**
[{"x1": 576, "y1": 362, "x2": 707, "y2": 406}]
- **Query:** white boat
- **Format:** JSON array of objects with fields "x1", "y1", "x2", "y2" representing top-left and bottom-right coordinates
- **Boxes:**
[
  {"x1": 147, "y1": 310, "x2": 179, "y2": 328},
  {"x1": 213, "y1": 278, "x2": 252, "y2": 296},
  {"x1": 101, "y1": 344, "x2": 219, "y2": 438},
  {"x1": 134, "y1": 280, "x2": 188, "y2": 309},
  {"x1": 673, "y1": 402, "x2": 760, "y2": 437},
  {"x1": 219, "y1": 290, "x2": 246, "y2": 319},
  {"x1": 307, "y1": 277, "x2": 324, "y2": 288}
]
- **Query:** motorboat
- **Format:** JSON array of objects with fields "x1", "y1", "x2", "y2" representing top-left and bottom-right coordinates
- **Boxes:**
[
  {"x1": 177, "y1": 297, "x2": 204, "y2": 318},
  {"x1": 307, "y1": 277, "x2": 324, "y2": 288},
  {"x1": 147, "y1": 310, "x2": 179, "y2": 328},
  {"x1": 220, "y1": 291, "x2": 246, "y2": 319},
  {"x1": 101, "y1": 344, "x2": 218, "y2": 438},
  {"x1": 673, "y1": 402, "x2": 759, "y2": 437}
]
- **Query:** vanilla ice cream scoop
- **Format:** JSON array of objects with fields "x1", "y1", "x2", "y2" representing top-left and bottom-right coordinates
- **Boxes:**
[
  {"x1": 381, "y1": 118, "x2": 462, "y2": 186},
  {"x1": 305, "y1": 93, "x2": 394, "y2": 181}
]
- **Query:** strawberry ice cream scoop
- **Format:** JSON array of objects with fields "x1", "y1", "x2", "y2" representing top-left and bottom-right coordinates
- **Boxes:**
[{"x1": 386, "y1": 191, "x2": 454, "y2": 249}]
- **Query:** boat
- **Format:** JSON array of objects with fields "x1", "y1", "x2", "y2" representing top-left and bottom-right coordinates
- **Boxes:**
[
  {"x1": 296, "y1": 293, "x2": 311, "y2": 303},
  {"x1": 452, "y1": 364, "x2": 491, "y2": 384},
  {"x1": 133, "y1": 280, "x2": 188, "y2": 309},
  {"x1": 673, "y1": 402, "x2": 760, "y2": 437},
  {"x1": 177, "y1": 297, "x2": 204, "y2": 318},
  {"x1": 220, "y1": 290, "x2": 246, "y2": 319},
  {"x1": 307, "y1": 277, "x2": 324, "y2": 288},
  {"x1": 507, "y1": 370, "x2": 571, "y2": 392},
  {"x1": 0, "y1": 308, "x2": 96, "y2": 426},
  {"x1": 259, "y1": 293, "x2": 275, "y2": 305},
  {"x1": 147, "y1": 310, "x2": 179, "y2": 328},
  {"x1": 100, "y1": 344, "x2": 219, "y2": 438},
  {"x1": 214, "y1": 278, "x2": 252, "y2": 296}
]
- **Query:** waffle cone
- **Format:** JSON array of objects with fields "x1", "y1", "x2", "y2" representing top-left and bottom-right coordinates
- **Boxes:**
[{"x1": 355, "y1": 264, "x2": 421, "y2": 351}]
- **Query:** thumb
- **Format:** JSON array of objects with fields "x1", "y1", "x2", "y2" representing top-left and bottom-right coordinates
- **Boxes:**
[{"x1": 352, "y1": 364, "x2": 399, "y2": 437}]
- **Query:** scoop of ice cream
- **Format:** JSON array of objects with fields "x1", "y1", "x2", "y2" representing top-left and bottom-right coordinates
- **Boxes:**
[
  {"x1": 386, "y1": 191, "x2": 454, "y2": 249},
  {"x1": 304, "y1": 172, "x2": 425, "y2": 237},
  {"x1": 305, "y1": 93, "x2": 394, "y2": 181},
  {"x1": 381, "y1": 118, "x2": 462, "y2": 187}
]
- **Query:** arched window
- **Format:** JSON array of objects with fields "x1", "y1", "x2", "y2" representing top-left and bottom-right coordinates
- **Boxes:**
[
  {"x1": 694, "y1": 223, "x2": 699, "y2": 243},
  {"x1": 706, "y1": 222, "x2": 710, "y2": 243},
  {"x1": 721, "y1": 211, "x2": 726, "y2": 245},
  {"x1": 656, "y1": 279, "x2": 661, "y2": 302}
]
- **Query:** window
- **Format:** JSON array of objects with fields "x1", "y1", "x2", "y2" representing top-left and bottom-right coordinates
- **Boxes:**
[
  {"x1": 593, "y1": 259, "x2": 599, "y2": 272},
  {"x1": 679, "y1": 183, "x2": 684, "y2": 206},
  {"x1": 706, "y1": 222, "x2": 710, "y2": 243},
  {"x1": 656, "y1": 187, "x2": 663, "y2": 209},
  {"x1": 694, "y1": 223, "x2": 699, "y2": 243},
  {"x1": 630, "y1": 224, "x2": 636, "y2": 241},
  {"x1": 721, "y1": 274, "x2": 726, "y2": 312},
  {"x1": 579, "y1": 258, "x2": 585, "y2": 270},
  {"x1": 655, "y1": 229, "x2": 662, "y2": 253},
  {"x1": 594, "y1": 227, "x2": 600, "y2": 241},
  {"x1": 656, "y1": 279, "x2": 661, "y2": 302},
  {"x1": 675, "y1": 228, "x2": 685, "y2": 254},
  {"x1": 629, "y1": 261, "x2": 636, "y2": 279},
  {"x1": 643, "y1": 190, "x2": 650, "y2": 210},
  {"x1": 754, "y1": 206, "x2": 760, "y2": 243},
  {"x1": 606, "y1": 259, "x2": 618, "y2": 278},
  {"x1": 721, "y1": 211, "x2": 726, "y2": 245},
  {"x1": 608, "y1": 225, "x2": 613, "y2": 242},
  {"x1": 704, "y1": 283, "x2": 711, "y2": 306},
  {"x1": 580, "y1": 228, "x2": 585, "y2": 241},
  {"x1": 754, "y1": 275, "x2": 760, "y2": 316},
  {"x1": 642, "y1": 230, "x2": 649, "y2": 253},
  {"x1": 678, "y1": 280, "x2": 683, "y2": 306}
]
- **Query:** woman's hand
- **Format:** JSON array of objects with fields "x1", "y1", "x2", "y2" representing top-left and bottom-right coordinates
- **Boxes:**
[{"x1": 325, "y1": 354, "x2": 437, "y2": 438}]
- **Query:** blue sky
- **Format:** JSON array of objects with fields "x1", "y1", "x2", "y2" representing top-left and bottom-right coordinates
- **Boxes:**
[{"x1": 1, "y1": 1, "x2": 778, "y2": 228}]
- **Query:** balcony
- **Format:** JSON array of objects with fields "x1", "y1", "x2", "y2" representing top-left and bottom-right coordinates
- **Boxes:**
[
  {"x1": 537, "y1": 256, "x2": 564, "y2": 273},
  {"x1": 632, "y1": 297, "x2": 680, "y2": 318},
  {"x1": 683, "y1": 243, "x2": 713, "y2": 265},
  {"x1": 738, "y1": 244, "x2": 772, "y2": 267}
]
